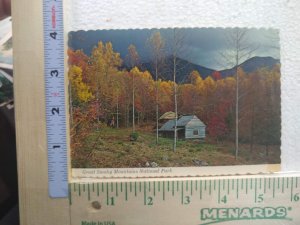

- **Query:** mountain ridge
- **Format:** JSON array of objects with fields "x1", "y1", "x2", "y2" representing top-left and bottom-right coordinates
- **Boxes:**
[{"x1": 139, "y1": 56, "x2": 280, "y2": 83}]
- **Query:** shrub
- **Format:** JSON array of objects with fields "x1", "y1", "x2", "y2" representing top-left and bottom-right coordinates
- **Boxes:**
[{"x1": 130, "y1": 132, "x2": 139, "y2": 141}]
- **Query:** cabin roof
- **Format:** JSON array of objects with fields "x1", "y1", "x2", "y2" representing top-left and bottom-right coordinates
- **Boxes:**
[
  {"x1": 159, "y1": 115, "x2": 205, "y2": 131},
  {"x1": 159, "y1": 111, "x2": 176, "y2": 120}
]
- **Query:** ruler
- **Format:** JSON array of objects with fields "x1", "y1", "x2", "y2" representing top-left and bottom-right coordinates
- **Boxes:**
[
  {"x1": 69, "y1": 175, "x2": 300, "y2": 225},
  {"x1": 43, "y1": 0, "x2": 68, "y2": 198}
]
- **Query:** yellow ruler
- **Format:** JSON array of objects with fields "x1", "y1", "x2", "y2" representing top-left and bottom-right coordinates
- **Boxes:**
[{"x1": 69, "y1": 174, "x2": 300, "y2": 225}]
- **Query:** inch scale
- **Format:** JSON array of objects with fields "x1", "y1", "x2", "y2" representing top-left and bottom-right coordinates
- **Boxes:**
[
  {"x1": 42, "y1": 0, "x2": 300, "y2": 224},
  {"x1": 70, "y1": 175, "x2": 300, "y2": 225},
  {"x1": 43, "y1": 0, "x2": 68, "y2": 198}
]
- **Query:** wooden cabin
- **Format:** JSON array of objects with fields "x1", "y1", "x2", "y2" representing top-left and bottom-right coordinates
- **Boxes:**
[{"x1": 158, "y1": 115, "x2": 206, "y2": 139}]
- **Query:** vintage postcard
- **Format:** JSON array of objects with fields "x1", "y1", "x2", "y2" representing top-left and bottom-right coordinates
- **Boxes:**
[{"x1": 68, "y1": 27, "x2": 281, "y2": 178}]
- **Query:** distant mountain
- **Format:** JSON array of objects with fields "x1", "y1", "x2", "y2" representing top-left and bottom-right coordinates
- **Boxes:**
[
  {"x1": 139, "y1": 56, "x2": 280, "y2": 83},
  {"x1": 140, "y1": 57, "x2": 215, "y2": 83},
  {"x1": 219, "y1": 56, "x2": 280, "y2": 78}
]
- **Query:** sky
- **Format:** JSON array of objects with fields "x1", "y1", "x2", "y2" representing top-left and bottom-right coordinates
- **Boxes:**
[{"x1": 68, "y1": 27, "x2": 280, "y2": 70}]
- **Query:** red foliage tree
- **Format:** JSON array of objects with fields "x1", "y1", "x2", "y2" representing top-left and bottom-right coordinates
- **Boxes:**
[{"x1": 212, "y1": 71, "x2": 222, "y2": 80}]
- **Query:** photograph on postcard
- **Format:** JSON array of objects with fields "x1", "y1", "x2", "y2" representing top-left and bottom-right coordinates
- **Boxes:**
[{"x1": 68, "y1": 27, "x2": 280, "y2": 176}]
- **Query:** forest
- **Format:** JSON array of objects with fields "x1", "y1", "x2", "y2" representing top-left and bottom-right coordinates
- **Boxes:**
[{"x1": 68, "y1": 30, "x2": 281, "y2": 168}]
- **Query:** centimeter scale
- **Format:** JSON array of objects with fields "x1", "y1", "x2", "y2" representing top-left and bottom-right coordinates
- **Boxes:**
[{"x1": 43, "y1": 0, "x2": 300, "y2": 224}]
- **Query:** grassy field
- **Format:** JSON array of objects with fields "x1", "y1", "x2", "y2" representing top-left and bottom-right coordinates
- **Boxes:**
[{"x1": 71, "y1": 127, "x2": 280, "y2": 168}]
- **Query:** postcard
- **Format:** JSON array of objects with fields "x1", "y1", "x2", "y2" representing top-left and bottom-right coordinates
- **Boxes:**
[{"x1": 67, "y1": 27, "x2": 281, "y2": 178}]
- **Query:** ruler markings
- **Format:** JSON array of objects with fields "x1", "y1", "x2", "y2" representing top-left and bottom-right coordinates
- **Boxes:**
[
  {"x1": 227, "y1": 179, "x2": 230, "y2": 195},
  {"x1": 218, "y1": 180, "x2": 220, "y2": 204},
  {"x1": 168, "y1": 181, "x2": 170, "y2": 192},
  {"x1": 172, "y1": 181, "x2": 175, "y2": 196},
  {"x1": 200, "y1": 180, "x2": 202, "y2": 199},
  {"x1": 282, "y1": 177, "x2": 285, "y2": 193},
  {"x1": 106, "y1": 183, "x2": 109, "y2": 205},
  {"x1": 259, "y1": 178, "x2": 262, "y2": 189},
  {"x1": 181, "y1": 181, "x2": 183, "y2": 204},
  {"x1": 68, "y1": 184, "x2": 72, "y2": 205},
  {"x1": 163, "y1": 181, "x2": 165, "y2": 201},
  {"x1": 134, "y1": 182, "x2": 137, "y2": 196},
  {"x1": 291, "y1": 177, "x2": 294, "y2": 202},
  {"x1": 88, "y1": 184, "x2": 90, "y2": 201},
  {"x1": 237, "y1": 179, "x2": 239, "y2": 199},
  {"x1": 44, "y1": 0, "x2": 68, "y2": 198},
  {"x1": 125, "y1": 183, "x2": 128, "y2": 201},
  {"x1": 116, "y1": 183, "x2": 118, "y2": 197},
  {"x1": 69, "y1": 175, "x2": 300, "y2": 222},
  {"x1": 144, "y1": 182, "x2": 146, "y2": 205},
  {"x1": 186, "y1": 180, "x2": 188, "y2": 192},
  {"x1": 254, "y1": 178, "x2": 257, "y2": 203},
  {"x1": 213, "y1": 180, "x2": 216, "y2": 191},
  {"x1": 273, "y1": 178, "x2": 275, "y2": 198}
]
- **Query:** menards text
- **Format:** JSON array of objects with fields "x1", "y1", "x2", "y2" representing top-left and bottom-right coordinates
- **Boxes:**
[{"x1": 201, "y1": 206, "x2": 288, "y2": 224}]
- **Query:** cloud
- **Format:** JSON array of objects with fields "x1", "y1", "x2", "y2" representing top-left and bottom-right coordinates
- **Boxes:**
[{"x1": 69, "y1": 27, "x2": 280, "y2": 70}]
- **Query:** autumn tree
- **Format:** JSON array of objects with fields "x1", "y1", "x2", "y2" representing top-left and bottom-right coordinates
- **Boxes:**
[
  {"x1": 88, "y1": 41, "x2": 122, "y2": 125},
  {"x1": 68, "y1": 65, "x2": 93, "y2": 104},
  {"x1": 220, "y1": 28, "x2": 258, "y2": 159},
  {"x1": 254, "y1": 67, "x2": 280, "y2": 155},
  {"x1": 169, "y1": 28, "x2": 185, "y2": 152},
  {"x1": 148, "y1": 31, "x2": 165, "y2": 144},
  {"x1": 126, "y1": 44, "x2": 140, "y2": 132},
  {"x1": 212, "y1": 71, "x2": 222, "y2": 80},
  {"x1": 68, "y1": 65, "x2": 94, "y2": 130},
  {"x1": 68, "y1": 49, "x2": 89, "y2": 80},
  {"x1": 157, "y1": 80, "x2": 173, "y2": 113},
  {"x1": 133, "y1": 68, "x2": 156, "y2": 123}
]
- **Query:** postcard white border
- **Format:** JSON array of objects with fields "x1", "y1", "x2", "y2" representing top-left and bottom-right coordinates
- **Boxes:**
[
  {"x1": 72, "y1": 165, "x2": 280, "y2": 179},
  {"x1": 65, "y1": 0, "x2": 300, "y2": 176}
]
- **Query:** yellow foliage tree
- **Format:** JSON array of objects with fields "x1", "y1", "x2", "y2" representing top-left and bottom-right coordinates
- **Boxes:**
[{"x1": 69, "y1": 65, "x2": 93, "y2": 105}]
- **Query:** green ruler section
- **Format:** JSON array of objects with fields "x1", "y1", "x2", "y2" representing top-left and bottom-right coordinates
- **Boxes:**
[{"x1": 69, "y1": 175, "x2": 300, "y2": 225}]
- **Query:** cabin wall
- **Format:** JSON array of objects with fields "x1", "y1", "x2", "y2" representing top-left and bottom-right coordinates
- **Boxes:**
[{"x1": 185, "y1": 126, "x2": 205, "y2": 139}]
